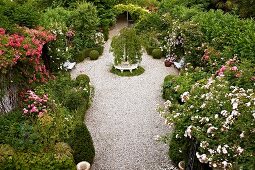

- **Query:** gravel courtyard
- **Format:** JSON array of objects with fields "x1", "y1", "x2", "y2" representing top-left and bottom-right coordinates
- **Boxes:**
[{"x1": 71, "y1": 19, "x2": 179, "y2": 170}]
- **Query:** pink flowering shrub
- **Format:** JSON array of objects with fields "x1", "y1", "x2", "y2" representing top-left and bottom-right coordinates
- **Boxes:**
[
  {"x1": 22, "y1": 90, "x2": 49, "y2": 118},
  {"x1": 0, "y1": 27, "x2": 56, "y2": 83}
]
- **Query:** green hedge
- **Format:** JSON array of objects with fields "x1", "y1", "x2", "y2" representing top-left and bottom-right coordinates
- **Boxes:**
[
  {"x1": 76, "y1": 46, "x2": 104, "y2": 62},
  {"x1": 89, "y1": 50, "x2": 100, "y2": 60},
  {"x1": 151, "y1": 48, "x2": 163, "y2": 59},
  {"x1": 192, "y1": 10, "x2": 255, "y2": 62},
  {"x1": 69, "y1": 123, "x2": 95, "y2": 164}
]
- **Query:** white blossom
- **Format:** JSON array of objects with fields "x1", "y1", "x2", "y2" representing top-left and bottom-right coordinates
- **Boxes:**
[
  {"x1": 181, "y1": 92, "x2": 190, "y2": 103},
  {"x1": 236, "y1": 146, "x2": 244, "y2": 155},
  {"x1": 246, "y1": 102, "x2": 251, "y2": 107},
  {"x1": 221, "y1": 110, "x2": 228, "y2": 117},
  {"x1": 222, "y1": 161, "x2": 228, "y2": 169},
  {"x1": 196, "y1": 153, "x2": 209, "y2": 163},
  {"x1": 232, "y1": 102, "x2": 238, "y2": 110},
  {"x1": 207, "y1": 126, "x2": 218, "y2": 134},
  {"x1": 184, "y1": 125, "x2": 193, "y2": 138},
  {"x1": 222, "y1": 147, "x2": 228, "y2": 154},
  {"x1": 214, "y1": 114, "x2": 219, "y2": 119},
  {"x1": 240, "y1": 131, "x2": 245, "y2": 138},
  {"x1": 200, "y1": 141, "x2": 209, "y2": 149},
  {"x1": 217, "y1": 145, "x2": 222, "y2": 154}
]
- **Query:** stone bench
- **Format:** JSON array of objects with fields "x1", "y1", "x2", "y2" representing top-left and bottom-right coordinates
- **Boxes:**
[{"x1": 114, "y1": 63, "x2": 139, "y2": 73}]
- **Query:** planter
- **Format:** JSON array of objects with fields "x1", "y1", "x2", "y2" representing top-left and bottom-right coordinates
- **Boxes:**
[
  {"x1": 77, "y1": 161, "x2": 90, "y2": 170},
  {"x1": 164, "y1": 60, "x2": 173, "y2": 67},
  {"x1": 178, "y1": 161, "x2": 185, "y2": 170}
]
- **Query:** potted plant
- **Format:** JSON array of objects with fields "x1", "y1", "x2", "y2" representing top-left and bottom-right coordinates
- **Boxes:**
[
  {"x1": 77, "y1": 161, "x2": 90, "y2": 170},
  {"x1": 110, "y1": 28, "x2": 142, "y2": 66}
]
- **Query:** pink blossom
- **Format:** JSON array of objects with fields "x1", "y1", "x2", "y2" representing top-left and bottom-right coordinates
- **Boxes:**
[
  {"x1": 38, "y1": 112, "x2": 44, "y2": 118},
  {"x1": 0, "y1": 28, "x2": 5, "y2": 35},
  {"x1": 220, "y1": 66, "x2": 226, "y2": 72},
  {"x1": 231, "y1": 66, "x2": 238, "y2": 71},
  {"x1": 30, "y1": 106, "x2": 38, "y2": 113}
]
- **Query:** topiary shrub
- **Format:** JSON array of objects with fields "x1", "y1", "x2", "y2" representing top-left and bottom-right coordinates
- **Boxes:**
[
  {"x1": 76, "y1": 74, "x2": 90, "y2": 85},
  {"x1": 151, "y1": 48, "x2": 163, "y2": 59},
  {"x1": 89, "y1": 50, "x2": 100, "y2": 60},
  {"x1": 75, "y1": 52, "x2": 87, "y2": 62},
  {"x1": 69, "y1": 123, "x2": 95, "y2": 164}
]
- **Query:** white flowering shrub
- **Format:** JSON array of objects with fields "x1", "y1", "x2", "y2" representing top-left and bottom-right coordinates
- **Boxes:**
[{"x1": 159, "y1": 73, "x2": 255, "y2": 169}]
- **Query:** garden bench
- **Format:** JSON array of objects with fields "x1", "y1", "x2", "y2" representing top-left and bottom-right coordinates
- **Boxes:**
[
  {"x1": 63, "y1": 60, "x2": 76, "y2": 70},
  {"x1": 113, "y1": 63, "x2": 139, "y2": 73},
  {"x1": 173, "y1": 58, "x2": 185, "y2": 69}
]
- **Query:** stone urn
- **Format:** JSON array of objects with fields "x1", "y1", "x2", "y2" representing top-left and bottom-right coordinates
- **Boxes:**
[
  {"x1": 178, "y1": 161, "x2": 185, "y2": 170},
  {"x1": 77, "y1": 161, "x2": 91, "y2": 170}
]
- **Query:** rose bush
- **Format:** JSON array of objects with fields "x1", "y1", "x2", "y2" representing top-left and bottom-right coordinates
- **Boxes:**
[{"x1": 159, "y1": 58, "x2": 255, "y2": 169}]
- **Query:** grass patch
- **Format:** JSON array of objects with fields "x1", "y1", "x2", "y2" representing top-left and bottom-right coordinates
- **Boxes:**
[{"x1": 110, "y1": 66, "x2": 145, "y2": 77}]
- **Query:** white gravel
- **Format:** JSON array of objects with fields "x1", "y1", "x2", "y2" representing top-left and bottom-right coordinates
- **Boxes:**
[{"x1": 71, "y1": 19, "x2": 179, "y2": 170}]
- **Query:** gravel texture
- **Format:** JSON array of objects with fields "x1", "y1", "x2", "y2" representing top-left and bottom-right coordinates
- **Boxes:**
[{"x1": 71, "y1": 19, "x2": 179, "y2": 170}]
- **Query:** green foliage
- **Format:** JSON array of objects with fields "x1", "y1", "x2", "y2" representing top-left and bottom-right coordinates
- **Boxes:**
[
  {"x1": 192, "y1": 10, "x2": 255, "y2": 62},
  {"x1": 110, "y1": 66, "x2": 145, "y2": 77},
  {"x1": 14, "y1": 151, "x2": 76, "y2": 170},
  {"x1": 68, "y1": 2, "x2": 100, "y2": 55},
  {"x1": 235, "y1": 0, "x2": 255, "y2": 18},
  {"x1": 163, "y1": 67, "x2": 209, "y2": 102},
  {"x1": 35, "y1": 0, "x2": 83, "y2": 9},
  {"x1": 0, "y1": 1, "x2": 40, "y2": 32},
  {"x1": 114, "y1": 3, "x2": 149, "y2": 22},
  {"x1": 76, "y1": 74, "x2": 90, "y2": 85},
  {"x1": 167, "y1": 5, "x2": 202, "y2": 21},
  {"x1": 111, "y1": 28, "x2": 142, "y2": 65},
  {"x1": 82, "y1": 46, "x2": 104, "y2": 59},
  {"x1": 159, "y1": 0, "x2": 211, "y2": 13},
  {"x1": 63, "y1": 89, "x2": 89, "y2": 111},
  {"x1": 36, "y1": 73, "x2": 90, "y2": 112},
  {"x1": 12, "y1": 2, "x2": 40, "y2": 28},
  {"x1": 168, "y1": 132, "x2": 190, "y2": 165},
  {"x1": 89, "y1": 50, "x2": 100, "y2": 60},
  {"x1": 69, "y1": 123, "x2": 95, "y2": 164},
  {"x1": 0, "y1": 144, "x2": 15, "y2": 169},
  {"x1": 135, "y1": 13, "x2": 163, "y2": 33},
  {"x1": 151, "y1": 48, "x2": 163, "y2": 59}
]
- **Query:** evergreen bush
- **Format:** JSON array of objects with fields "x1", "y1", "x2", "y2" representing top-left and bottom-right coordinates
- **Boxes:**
[
  {"x1": 69, "y1": 123, "x2": 95, "y2": 164},
  {"x1": 89, "y1": 50, "x2": 100, "y2": 60},
  {"x1": 151, "y1": 48, "x2": 162, "y2": 59}
]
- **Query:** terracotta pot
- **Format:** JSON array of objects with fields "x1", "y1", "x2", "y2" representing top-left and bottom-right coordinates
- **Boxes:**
[
  {"x1": 178, "y1": 161, "x2": 185, "y2": 170},
  {"x1": 77, "y1": 161, "x2": 90, "y2": 170},
  {"x1": 164, "y1": 60, "x2": 173, "y2": 67}
]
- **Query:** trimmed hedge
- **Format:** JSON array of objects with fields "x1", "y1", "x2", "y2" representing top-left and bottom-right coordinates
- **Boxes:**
[
  {"x1": 76, "y1": 74, "x2": 90, "y2": 85},
  {"x1": 151, "y1": 48, "x2": 163, "y2": 59},
  {"x1": 89, "y1": 50, "x2": 100, "y2": 60},
  {"x1": 82, "y1": 46, "x2": 104, "y2": 58},
  {"x1": 69, "y1": 123, "x2": 95, "y2": 164}
]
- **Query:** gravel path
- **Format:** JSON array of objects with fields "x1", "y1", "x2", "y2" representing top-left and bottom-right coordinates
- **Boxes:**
[{"x1": 71, "y1": 19, "x2": 179, "y2": 170}]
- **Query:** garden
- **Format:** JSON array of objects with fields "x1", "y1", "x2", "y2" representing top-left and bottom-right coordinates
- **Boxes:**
[{"x1": 0, "y1": 0, "x2": 254, "y2": 169}]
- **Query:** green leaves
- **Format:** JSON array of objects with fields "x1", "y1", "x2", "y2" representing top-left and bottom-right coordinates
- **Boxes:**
[{"x1": 111, "y1": 28, "x2": 142, "y2": 65}]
